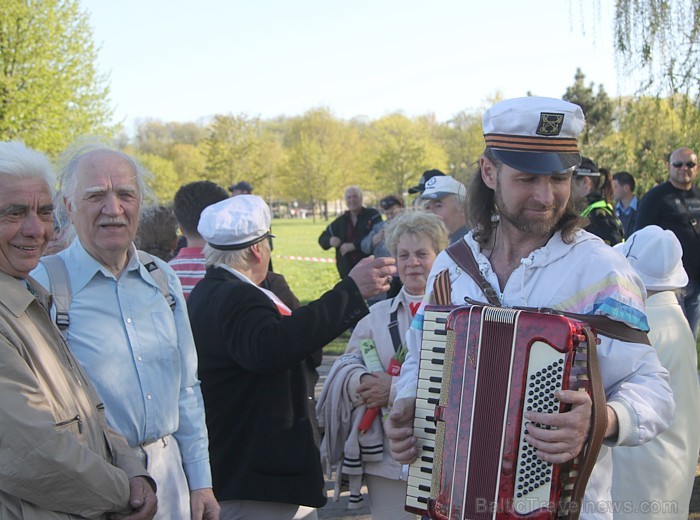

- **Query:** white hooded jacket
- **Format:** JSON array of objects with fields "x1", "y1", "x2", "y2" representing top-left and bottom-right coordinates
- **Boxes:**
[{"x1": 396, "y1": 229, "x2": 674, "y2": 520}]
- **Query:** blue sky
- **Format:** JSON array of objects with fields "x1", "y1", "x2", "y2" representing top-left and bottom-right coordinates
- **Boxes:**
[{"x1": 81, "y1": 0, "x2": 635, "y2": 128}]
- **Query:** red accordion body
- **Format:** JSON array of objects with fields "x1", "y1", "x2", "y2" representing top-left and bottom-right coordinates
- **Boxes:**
[{"x1": 406, "y1": 303, "x2": 597, "y2": 520}]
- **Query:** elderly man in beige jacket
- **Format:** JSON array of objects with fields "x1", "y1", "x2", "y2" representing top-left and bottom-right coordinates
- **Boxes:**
[{"x1": 0, "y1": 141, "x2": 156, "y2": 519}]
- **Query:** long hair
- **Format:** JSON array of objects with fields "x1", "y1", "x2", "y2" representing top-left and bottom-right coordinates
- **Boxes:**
[
  {"x1": 595, "y1": 167, "x2": 615, "y2": 205},
  {"x1": 468, "y1": 149, "x2": 586, "y2": 246}
]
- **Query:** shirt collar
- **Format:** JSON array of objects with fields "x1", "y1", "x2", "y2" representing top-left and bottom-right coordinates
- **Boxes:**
[
  {"x1": 66, "y1": 239, "x2": 156, "y2": 294},
  {"x1": 214, "y1": 263, "x2": 256, "y2": 286},
  {"x1": 0, "y1": 271, "x2": 38, "y2": 317},
  {"x1": 615, "y1": 196, "x2": 638, "y2": 213}
]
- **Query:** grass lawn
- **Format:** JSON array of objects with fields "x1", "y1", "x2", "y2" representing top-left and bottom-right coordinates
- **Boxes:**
[{"x1": 271, "y1": 218, "x2": 349, "y2": 355}]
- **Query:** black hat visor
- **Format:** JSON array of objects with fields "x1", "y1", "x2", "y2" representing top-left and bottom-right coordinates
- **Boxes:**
[{"x1": 490, "y1": 149, "x2": 581, "y2": 175}]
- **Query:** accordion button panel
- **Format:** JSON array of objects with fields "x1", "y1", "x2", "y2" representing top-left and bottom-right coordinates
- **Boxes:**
[{"x1": 513, "y1": 340, "x2": 567, "y2": 513}]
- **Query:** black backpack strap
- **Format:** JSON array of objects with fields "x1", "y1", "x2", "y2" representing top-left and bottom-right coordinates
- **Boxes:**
[
  {"x1": 137, "y1": 250, "x2": 176, "y2": 311},
  {"x1": 387, "y1": 301, "x2": 402, "y2": 353}
]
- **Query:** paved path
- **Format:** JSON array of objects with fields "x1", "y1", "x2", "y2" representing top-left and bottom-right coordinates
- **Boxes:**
[{"x1": 314, "y1": 355, "x2": 700, "y2": 519}]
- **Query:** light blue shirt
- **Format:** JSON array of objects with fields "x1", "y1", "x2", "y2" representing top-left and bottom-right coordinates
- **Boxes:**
[{"x1": 32, "y1": 238, "x2": 212, "y2": 490}]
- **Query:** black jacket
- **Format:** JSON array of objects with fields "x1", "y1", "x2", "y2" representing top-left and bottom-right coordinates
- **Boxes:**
[
  {"x1": 582, "y1": 194, "x2": 625, "y2": 246},
  {"x1": 318, "y1": 207, "x2": 382, "y2": 278},
  {"x1": 187, "y1": 267, "x2": 368, "y2": 506}
]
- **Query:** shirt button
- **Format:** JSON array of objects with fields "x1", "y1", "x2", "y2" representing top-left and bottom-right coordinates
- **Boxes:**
[
  {"x1": 147, "y1": 394, "x2": 152, "y2": 400},
  {"x1": 126, "y1": 318, "x2": 132, "y2": 323},
  {"x1": 137, "y1": 356, "x2": 142, "y2": 361}
]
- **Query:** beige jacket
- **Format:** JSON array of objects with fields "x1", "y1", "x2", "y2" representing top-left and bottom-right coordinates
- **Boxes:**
[
  {"x1": 344, "y1": 288, "x2": 422, "y2": 480},
  {"x1": 0, "y1": 272, "x2": 150, "y2": 519}
]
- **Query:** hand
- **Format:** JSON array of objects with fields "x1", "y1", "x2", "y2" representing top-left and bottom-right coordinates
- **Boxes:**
[
  {"x1": 191, "y1": 488, "x2": 220, "y2": 520},
  {"x1": 523, "y1": 389, "x2": 591, "y2": 464},
  {"x1": 339, "y1": 242, "x2": 356, "y2": 255},
  {"x1": 386, "y1": 397, "x2": 417, "y2": 464},
  {"x1": 108, "y1": 476, "x2": 157, "y2": 520},
  {"x1": 358, "y1": 372, "x2": 391, "y2": 408},
  {"x1": 348, "y1": 256, "x2": 397, "y2": 299},
  {"x1": 329, "y1": 236, "x2": 342, "y2": 248}
]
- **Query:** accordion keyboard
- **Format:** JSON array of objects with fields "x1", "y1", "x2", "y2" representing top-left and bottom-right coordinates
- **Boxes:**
[{"x1": 405, "y1": 308, "x2": 450, "y2": 513}]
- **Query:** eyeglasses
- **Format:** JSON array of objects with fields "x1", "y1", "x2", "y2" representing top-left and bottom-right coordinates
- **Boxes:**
[{"x1": 672, "y1": 161, "x2": 697, "y2": 169}]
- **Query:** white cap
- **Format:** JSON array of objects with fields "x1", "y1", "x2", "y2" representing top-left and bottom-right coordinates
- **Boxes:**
[
  {"x1": 482, "y1": 96, "x2": 585, "y2": 175},
  {"x1": 198, "y1": 194, "x2": 273, "y2": 250},
  {"x1": 418, "y1": 175, "x2": 466, "y2": 200},
  {"x1": 614, "y1": 225, "x2": 689, "y2": 291}
]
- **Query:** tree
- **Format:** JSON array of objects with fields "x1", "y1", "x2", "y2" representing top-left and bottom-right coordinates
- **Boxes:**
[
  {"x1": 135, "y1": 152, "x2": 180, "y2": 204},
  {"x1": 369, "y1": 113, "x2": 447, "y2": 195},
  {"x1": 0, "y1": 0, "x2": 113, "y2": 156},
  {"x1": 580, "y1": 1, "x2": 700, "y2": 99},
  {"x1": 203, "y1": 114, "x2": 263, "y2": 189},
  {"x1": 280, "y1": 107, "x2": 363, "y2": 219},
  {"x1": 563, "y1": 69, "x2": 614, "y2": 147},
  {"x1": 438, "y1": 110, "x2": 484, "y2": 182},
  {"x1": 592, "y1": 94, "x2": 700, "y2": 193}
]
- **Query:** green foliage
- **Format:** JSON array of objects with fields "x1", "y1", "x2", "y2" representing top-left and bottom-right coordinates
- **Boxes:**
[
  {"x1": 124, "y1": 70, "x2": 700, "y2": 213},
  {"x1": 0, "y1": 0, "x2": 113, "y2": 156},
  {"x1": 438, "y1": 110, "x2": 484, "y2": 182},
  {"x1": 611, "y1": 0, "x2": 700, "y2": 98},
  {"x1": 369, "y1": 113, "x2": 448, "y2": 195},
  {"x1": 203, "y1": 114, "x2": 264, "y2": 189},
  {"x1": 582, "y1": 94, "x2": 700, "y2": 194},
  {"x1": 280, "y1": 107, "x2": 364, "y2": 210},
  {"x1": 563, "y1": 69, "x2": 614, "y2": 147},
  {"x1": 136, "y1": 152, "x2": 179, "y2": 204}
]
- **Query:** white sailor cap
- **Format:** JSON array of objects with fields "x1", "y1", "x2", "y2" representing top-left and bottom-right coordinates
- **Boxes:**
[
  {"x1": 198, "y1": 194, "x2": 274, "y2": 250},
  {"x1": 482, "y1": 96, "x2": 585, "y2": 175},
  {"x1": 614, "y1": 225, "x2": 689, "y2": 291}
]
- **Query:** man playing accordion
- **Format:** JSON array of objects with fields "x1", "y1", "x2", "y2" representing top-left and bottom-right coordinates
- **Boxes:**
[{"x1": 387, "y1": 97, "x2": 674, "y2": 520}]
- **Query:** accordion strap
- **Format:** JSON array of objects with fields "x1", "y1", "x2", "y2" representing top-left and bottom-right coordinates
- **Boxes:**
[
  {"x1": 431, "y1": 269, "x2": 453, "y2": 306},
  {"x1": 443, "y1": 240, "x2": 651, "y2": 345},
  {"x1": 567, "y1": 326, "x2": 608, "y2": 520},
  {"x1": 446, "y1": 239, "x2": 501, "y2": 306}
]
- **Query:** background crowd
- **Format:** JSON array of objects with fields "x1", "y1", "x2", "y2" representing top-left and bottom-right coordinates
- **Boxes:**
[{"x1": 0, "y1": 95, "x2": 699, "y2": 520}]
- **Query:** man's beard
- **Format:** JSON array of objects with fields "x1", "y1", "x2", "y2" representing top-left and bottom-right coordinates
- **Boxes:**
[{"x1": 494, "y1": 189, "x2": 564, "y2": 237}]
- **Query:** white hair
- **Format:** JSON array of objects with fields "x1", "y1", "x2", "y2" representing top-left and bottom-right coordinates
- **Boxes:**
[{"x1": 0, "y1": 141, "x2": 56, "y2": 195}]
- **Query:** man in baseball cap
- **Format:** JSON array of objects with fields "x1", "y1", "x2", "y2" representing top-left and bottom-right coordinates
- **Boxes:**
[
  {"x1": 228, "y1": 180, "x2": 253, "y2": 196},
  {"x1": 388, "y1": 97, "x2": 672, "y2": 519},
  {"x1": 188, "y1": 194, "x2": 396, "y2": 519},
  {"x1": 418, "y1": 175, "x2": 469, "y2": 244},
  {"x1": 408, "y1": 168, "x2": 446, "y2": 195}
]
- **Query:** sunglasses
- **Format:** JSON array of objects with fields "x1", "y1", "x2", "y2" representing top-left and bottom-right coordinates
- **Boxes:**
[{"x1": 672, "y1": 161, "x2": 696, "y2": 169}]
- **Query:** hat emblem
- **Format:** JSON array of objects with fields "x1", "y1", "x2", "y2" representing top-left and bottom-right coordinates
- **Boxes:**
[
  {"x1": 536, "y1": 112, "x2": 565, "y2": 136},
  {"x1": 425, "y1": 177, "x2": 437, "y2": 188}
]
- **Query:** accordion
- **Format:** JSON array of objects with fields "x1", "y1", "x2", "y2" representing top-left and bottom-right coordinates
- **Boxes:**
[{"x1": 406, "y1": 303, "x2": 606, "y2": 520}]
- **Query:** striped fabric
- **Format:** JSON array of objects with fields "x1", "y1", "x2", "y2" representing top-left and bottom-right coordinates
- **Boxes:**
[
  {"x1": 556, "y1": 274, "x2": 649, "y2": 332},
  {"x1": 168, "y1": 247, "x2": 206, "y2": 300}
]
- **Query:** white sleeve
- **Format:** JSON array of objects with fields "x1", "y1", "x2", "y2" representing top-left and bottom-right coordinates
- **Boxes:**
[{"x1": 599, "y1": 336, "x2": 674, "y2": 447}]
